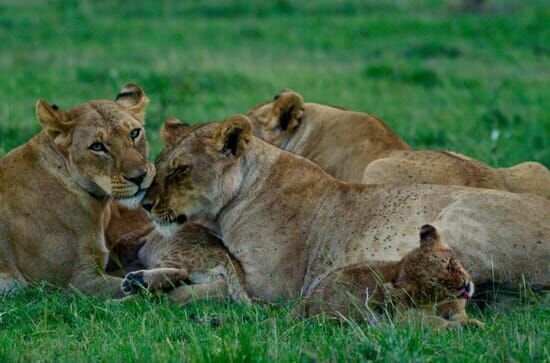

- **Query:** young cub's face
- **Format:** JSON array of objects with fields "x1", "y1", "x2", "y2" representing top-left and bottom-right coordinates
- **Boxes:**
[{"x1": 396, "y1": 225, "x2": 474, "y2": 304}]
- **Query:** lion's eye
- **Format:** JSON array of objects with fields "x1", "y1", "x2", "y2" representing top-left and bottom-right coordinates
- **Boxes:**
[
  {"x1": 89, "y1": 142, "x2": 107, "y2": 152},
  {"x1": 130, "y1": 128, "x2": 141, "y2": 140}
]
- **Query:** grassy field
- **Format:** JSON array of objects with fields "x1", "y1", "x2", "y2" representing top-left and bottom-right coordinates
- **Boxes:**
[{"x1": 0, "y1": 0, "x2": 548, "y2": 361}]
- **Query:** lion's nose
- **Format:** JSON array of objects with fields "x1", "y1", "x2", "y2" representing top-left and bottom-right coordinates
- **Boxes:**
[
  {"x1": 142, "y1": 201, "x2": 153, "y2": 212},
  {"x1": 124, "y1": 170, "x2": 147, "y2": 186}
]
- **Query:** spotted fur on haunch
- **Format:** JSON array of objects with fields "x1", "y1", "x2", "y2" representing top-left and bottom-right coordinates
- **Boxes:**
[{"x1": 297, "y1": 225, "x2": 483, "y2": 329}]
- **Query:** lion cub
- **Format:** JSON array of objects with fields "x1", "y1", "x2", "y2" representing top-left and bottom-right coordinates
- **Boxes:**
[
  {"x1": 298, "y1": 225, "x2": 483, "y2": 329},
  {"x1": 121, "y1": 224, "x2": 251, "y2": 305}
]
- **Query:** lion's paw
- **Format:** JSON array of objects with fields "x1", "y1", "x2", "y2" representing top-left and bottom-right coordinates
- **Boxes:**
[
  {"x1": 467, "y1": 319, "x2": 485, "y2": 329},
  {"x1": 122, "y1": 271, "x2": 147, "y2": 295}
]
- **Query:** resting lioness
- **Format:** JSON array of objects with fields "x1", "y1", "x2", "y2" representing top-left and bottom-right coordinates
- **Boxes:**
[
  {"x1": 246, "y1": 90, "x2": 410, "y2": 182},
  {"x1": 0, "y1": 84, "x2": 155, "y2": 297},
  {"x1": 142, "y1": 115, "x2": 549, "y2": 303},
  {"x1": 119, "y1": 120, "x2": 250, "y2": 305},
  {"x1": 298, "y1": 225, "x2": 483, "y2": 329},
  {"x1": 247, "y1": 90, "x2": 550, "y2": 198},
  {"x1": 363, "y1": 150, "x2": 550, "y2": 199}
]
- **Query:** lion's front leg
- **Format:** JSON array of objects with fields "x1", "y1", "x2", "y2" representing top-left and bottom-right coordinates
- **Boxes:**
[
  {"x1": 0, "y1": 271, "x2": 27, "y2": 296},
  {"x1": 69, "y1": 265, "x2": 126, "y2": 299},
  {"x1": 0, "y1": 251, "x2": 27, "y2": 295},
  {"x1": 437, "y1": 300, "x2": 484, "y2": 328},
  {"x1": 121, "y1": 267, "x2": 189, "y2": 295}
]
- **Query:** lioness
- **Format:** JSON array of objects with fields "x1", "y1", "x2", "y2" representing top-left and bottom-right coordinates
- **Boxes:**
[
  {"x1": 298, "y1": 224, "x2": 483, "y2": 329},
  {"x1": 247, "y1": 90, "x2": 410, "y2": 182},
  {"x1": 363, "y1": 150, "x2": 550, "y2": 199},
  {"x1": 247, "y1": 90, "x2": 549, "y2": 198},
  {"x1": 142, "y1": 115, "x2": 549, "y2": 303},
  {"x1": 0, "y1": 84, "x2": 155, "y2": 297},
  {"x1": 119, "y1": 120, "x2": 250, "y2": 305}
]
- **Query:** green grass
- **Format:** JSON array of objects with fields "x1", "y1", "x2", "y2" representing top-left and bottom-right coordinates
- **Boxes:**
[
  {"x1": 1, "y1": 287, "x2": 548, "y2": 362},
  {"x1": 0, "y1": 0, "x2": 548, "y2": 361}
]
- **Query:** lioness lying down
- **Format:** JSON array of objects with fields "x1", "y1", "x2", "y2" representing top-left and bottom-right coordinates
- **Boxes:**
[
  {"x1": 246, "y1": 89, "x2": 410, "y2": 182},
  {"x1": 142, "y1": 115, "x2": 548, "y2": 303},
  {"x1": 247, "y1": 90, "x2": 550, "y2": 198},
  {"x1": 0, "y1": 84, "x2": 155, "y2": 297},
  {"x1": 298, "y1": 224, "x2": 483, "y2": 329}
]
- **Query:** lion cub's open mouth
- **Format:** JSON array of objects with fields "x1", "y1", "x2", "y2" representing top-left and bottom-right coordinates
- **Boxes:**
[
  {"x1": 175, "y1": 214, "x2": 187, "y2": 224},
  {"x1": 458, "y1": 281, "x2": 474, "y2": 300}
]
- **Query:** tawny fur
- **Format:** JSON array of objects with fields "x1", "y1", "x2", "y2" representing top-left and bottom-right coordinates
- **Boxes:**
[
  {"x1": 113, "y1": 91, "x2": 547, "y2": 296},
  {"x1": 247, "y1": 90, "x2": 410, "y2": 182},
  {"x1": 247, "y1": 90, "x2": 549, "y2": 198},
  {"x1": 143, "y1": 115, "x2": 549, "y2": 304},
  {"x1": 363, "y1": 150, "x2": 550, "y2": 199},
  {"x1": 298, "y1": 225, "x2": 484, "y2": 329},
  {"x1": 104, "y1": 201, "x2": 153, "y2": 275},
  {"x1": 121, "y1": 223, "x2": 251, "y2": 305},
  {"x1": 111, "y1": 120, "x2": 250, "y2": 304},
  {"x1": 0, "y1": 84, "x2": 155, "y2": 298}
]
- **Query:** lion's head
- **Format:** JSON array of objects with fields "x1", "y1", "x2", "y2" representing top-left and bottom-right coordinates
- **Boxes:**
[
  {"x1": 142, "y1": 115, "x2": 253, "y2": 237},
  {"x1": 36, "y1": 83, "x2": 155, "y2": 208},
  {"x1": 246, "y1": 89, "x2": 305, "y2": 148},
  {"x1": 394, "y1": 224, "x2": 474, "y2": 304}
]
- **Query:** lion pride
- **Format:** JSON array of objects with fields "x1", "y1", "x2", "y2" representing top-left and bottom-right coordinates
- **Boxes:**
[
  {"x1": 142, "y1": 115, "x2": 549, "y2": 303},
  {"x1": 0, "y1": 84, "x2": 155, "y2": 297},
  {"x1": 247, "y1": 90, "x2": 549, "y2": 198}
]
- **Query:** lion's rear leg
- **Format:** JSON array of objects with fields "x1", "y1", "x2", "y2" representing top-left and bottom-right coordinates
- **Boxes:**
[
  {"x1": 121, "y1": 267, "x2": 189, "y2": 295},
  {"x1": 167, "y1": 279, "x2": 229, "y2": 306},
  {"x1": 188, "y1": 265, "x2": 252, "y2": 305}
]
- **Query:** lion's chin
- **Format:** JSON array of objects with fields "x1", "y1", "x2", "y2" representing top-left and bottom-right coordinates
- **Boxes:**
[
  {"x1": 154, "y1": 221, "x2": 182, "y2": 239},
  {"x1": 116, "y1": 190, "x2": 146, "y2": 209}
]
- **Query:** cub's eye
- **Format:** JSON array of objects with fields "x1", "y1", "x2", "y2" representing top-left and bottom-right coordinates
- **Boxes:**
[
  {"x1": 89, "y1": 142, "x2": 107, "y2": 152},
  {"x1": 169, "y1": 165, "x2": 191, "y2": 178},
  {"x1": 130, "y1": 128, "x2": 141, "y2": 140}
]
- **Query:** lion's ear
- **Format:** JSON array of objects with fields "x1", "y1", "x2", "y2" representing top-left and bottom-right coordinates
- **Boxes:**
[
  {"x1": 115, "y1": 83, "x2": 149, "y2": 124},
  {"x1": 273, "y1": 90, "x2": 304, "y2": 131},
  {"x1": 419, "y1": 224, "x2": 441, "y2": 248},
  {"x1": 217, "y1": 115, "x2": 252, "y2": 158},
  {"x1": 36, "y1": 99, "x2": 72, "y2": 142},
  {"x1": 161, "y1": 117, "x2": 192, "y2": 147}
]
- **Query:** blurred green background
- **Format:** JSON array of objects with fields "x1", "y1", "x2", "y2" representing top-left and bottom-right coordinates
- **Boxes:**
[
  {"x1": 0, "y1": 1, "x2": 549, "y2": 361},
  {"x1": 0, "y1": 0, "x2": 548, "y2": 166}
]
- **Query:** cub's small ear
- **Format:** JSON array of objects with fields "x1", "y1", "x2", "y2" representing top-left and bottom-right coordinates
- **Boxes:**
[
  {"x1": 273, "y1": 90, "x2": 304, "y2": 131},
  {"x1": 115, "y1": 83, "x2": 149, "y2": 124},
  {"x1": 36, "y1": 99, "x2": 72, "y2": 141},
  {"x1": 217, "y1": 115, "x2": 253, "y2": 158},
  {"x1": 161, "y1": 117, "x2": 192, "y2": 147},
  {"x1": 419, "y1": 224, "x2": 440, "y2": 248}
]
